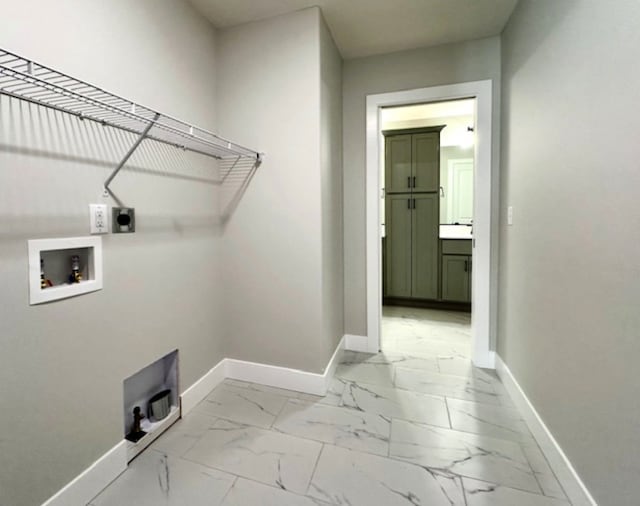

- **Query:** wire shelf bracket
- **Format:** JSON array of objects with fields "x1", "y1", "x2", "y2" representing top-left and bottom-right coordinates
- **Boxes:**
[
  {"x1": 0, "y1": 48, "x2": 263, "y2": 192},
  {"x1": 103, "y1": 113, "x2": 159, "y2": 195}
]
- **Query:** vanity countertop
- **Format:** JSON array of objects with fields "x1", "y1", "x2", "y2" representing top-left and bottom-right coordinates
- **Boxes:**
[{"x1": 439, "y1": 225, "x2": 472, "y2": 240}]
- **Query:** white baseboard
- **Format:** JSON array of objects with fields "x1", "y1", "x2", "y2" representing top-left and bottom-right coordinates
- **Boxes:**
[
  {"x1": 41, "y1": 441, "x2": 127, "y2": 506},
  {"x1": 227, "y1": 336, "x2": 345, "y2": 396},
  {"x1": 473, "y1": 349, "x2": 496, "y2": 369},
  {"x1": 42, "y1": 338, "x2": 346, "y2": 506},
  {"x1": 495, "y1": 354, "x2": 597, "y2": 506},
  {"x1": 180, "y1": 359, "x2": 226, "y2": 415},
  {"x1": 322, "y1": 336, "x2": 345, "y2": 392},
  {"x1": 344, "y1": 334, "x2": 369, "y2": 353}
]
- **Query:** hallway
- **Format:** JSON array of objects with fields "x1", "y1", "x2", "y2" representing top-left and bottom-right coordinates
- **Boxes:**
[{"x1": 90, "y1": 308, "x2": 570, "y2": 505}]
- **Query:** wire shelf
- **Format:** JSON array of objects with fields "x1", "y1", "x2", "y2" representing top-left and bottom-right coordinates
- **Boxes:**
[{"x1": 0, "y1": 48, "x2": 262, "y2": 189}]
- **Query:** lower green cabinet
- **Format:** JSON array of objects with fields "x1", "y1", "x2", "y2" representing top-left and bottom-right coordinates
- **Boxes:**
[
  {"x1": 441, "y1": 254, "x2": 471, "y2": 303},
  {"x1": 412, "y1": 194, "x2": 439, "y2": 299},
  {"x1": 384, "y1": 193, "x2": 438, "y2": 299},
  {"x1": 385, "y1": 194, "x2": 413, "y2": 297}
]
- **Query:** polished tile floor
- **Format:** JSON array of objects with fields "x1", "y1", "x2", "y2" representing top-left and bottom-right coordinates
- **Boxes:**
[{"x1": 89, "y1": 307, "x2": 570, "y2": 505}]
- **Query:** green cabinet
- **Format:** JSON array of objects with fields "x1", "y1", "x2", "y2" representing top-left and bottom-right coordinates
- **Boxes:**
[
  {"x1": 441, "y1": 255, "x2": 471, "y2": 302},
  {"x1": 412, "y1": 132, "x2": 439, "y2": 192},
  {"x1": 383, "y1": 126, "x2": 443, "y2": 301},
  {"x1": 441, "y1": 240, "x2": 472, "y2": 303},
  {"x1": 385, "y1": 135, "x2": 412, "y2": 193},
  {"x1": 384, "y1": 194, "x2": 413, "y2": 297},
  {"x1": 384, "y1": 194, "x2": 439, "y2": 299},
  {"x1": 384, "y1": 127, "x2": 443, "y2": 194},
  {"x1": 412, "y1": 194, "x2": 439, "y2": 299}
]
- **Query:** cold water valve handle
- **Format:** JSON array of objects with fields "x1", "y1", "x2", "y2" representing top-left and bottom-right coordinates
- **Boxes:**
[{"x1": 68, "y1": 255, "x2": 82, "y2": 284}]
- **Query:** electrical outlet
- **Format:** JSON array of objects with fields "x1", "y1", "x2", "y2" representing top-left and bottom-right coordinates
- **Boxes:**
[
  {"x1": 507, "y1": 206, "x2": 514, "y2": 226},
  {"x1": 90, "y1": 204, "x2": 108, "y2": 234}
]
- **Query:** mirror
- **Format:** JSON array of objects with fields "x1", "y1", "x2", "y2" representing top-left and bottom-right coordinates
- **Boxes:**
[{"x1": 440, "y1": 144, "x2": 474, "y2": 225}]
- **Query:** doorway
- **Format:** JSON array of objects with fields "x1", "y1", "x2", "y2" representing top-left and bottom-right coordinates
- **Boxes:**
[
  {"x1": 380, "y1": 98, "x2": 475, "y2": 358},
  {"x1": 364, "y1": 81, "x2": 496, "y2": 368}
]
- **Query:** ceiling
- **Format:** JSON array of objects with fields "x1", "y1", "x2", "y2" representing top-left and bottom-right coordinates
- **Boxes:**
[{"x1": 187, "y1": 0, "x2": 519, "y2": 59}]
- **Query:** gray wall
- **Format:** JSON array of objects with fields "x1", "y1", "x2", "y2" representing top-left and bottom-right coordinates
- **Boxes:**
[
  {"x1": 0, "y1": 1, "x2": 223, "y2": 505},
  {"x1": 320, "y1": 16, "x2": 345, "y2": 364},
  {"x1": 499, "y1": 0, "x2": 640, "y2": 503},
  {"x1": 217, "y1": 8, "x2": 343, "y2": 373},
  {"x1": 342, "y1": 37, "x2": 501, "y2": 336}
]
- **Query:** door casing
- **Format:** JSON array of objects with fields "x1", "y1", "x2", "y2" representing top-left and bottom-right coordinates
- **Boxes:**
[{"x1": 365, "y1": 80, "x2": 497, "y2": 368}]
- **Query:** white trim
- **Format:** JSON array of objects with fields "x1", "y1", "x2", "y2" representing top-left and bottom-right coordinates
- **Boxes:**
[
  {"x1": 226, "y1": 336, "x2": 345, "y2": 396},
  {"x1": 321, "y1": 336, "x2": 345, "y2": 392},
  {"x1": 344, "y1": 334, "x2": 369, "y2": 353},
  {"x1": 476, "y1": 350, "x2": 496, "y2": 369},
  {"x1": 41, "y1": 441, "x2": 126, "y2": 506},
  {"x1": 28, "y1": 236, "x2": 103, "y2": 305},
  {"x1": 225, "y1": 359, "x2": 327, "y2": 396},
  {"x1": 495, "y1": 354, "x2": 597, "y2": 506},
  {"x1": 180, "y1": 359, "x2": 227, "y2": 416},
  {"x1": 366, "y1": 80, "x2": 496, "y2": 366}
]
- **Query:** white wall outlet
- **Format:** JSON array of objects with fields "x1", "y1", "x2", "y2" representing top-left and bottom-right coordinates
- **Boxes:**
[
  {"x1": 90, "y1": 204, "x2": 108, "y2": 234},
  {"x1": 507, "y1": 206, "x2": 514, "y2": 226}
]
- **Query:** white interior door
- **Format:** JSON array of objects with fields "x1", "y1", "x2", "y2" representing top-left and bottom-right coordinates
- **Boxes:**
[{"x1": 447, "y1": 159, "x2": 474, "y2": 224}]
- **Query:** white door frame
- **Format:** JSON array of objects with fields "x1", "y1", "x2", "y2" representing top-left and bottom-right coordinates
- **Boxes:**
[{"x1": 365, "y1": 80, "x2": 496, "y2": 368}]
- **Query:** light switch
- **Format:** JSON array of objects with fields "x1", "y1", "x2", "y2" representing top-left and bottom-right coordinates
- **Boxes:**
[
  {"x1": 507, "y1": 206, "x2": 513, "y2": 226},
  {"x1": 90, "y1": 204, "x2": 108, "y2": 234}
]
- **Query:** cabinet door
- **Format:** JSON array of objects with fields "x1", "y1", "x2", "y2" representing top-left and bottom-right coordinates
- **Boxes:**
[
  {"x1": 385, "y1": 195, "x2": 413, "y2": 297},
  {"x1": 412, "y1": 132, "x2": 439, "y2": 192},
  {"x1": 385, "y1": 135, "x2": 412, "y2": 193},
  {"x1": 442, "y1": 255, "x2": 471, "y2": 302},
  {"x1": 411, "y1": 194, "x2": 439, "y2": 299}
]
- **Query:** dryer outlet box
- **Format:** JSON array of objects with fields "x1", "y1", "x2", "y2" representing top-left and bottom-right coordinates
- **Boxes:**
[{"x1": 112, "y1": 208, "x2": 135, "y2": 233}]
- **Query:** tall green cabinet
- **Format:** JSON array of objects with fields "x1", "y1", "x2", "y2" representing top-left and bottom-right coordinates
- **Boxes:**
[{"x1": 383, "y1": 126, "x2": 443, "y2": 301}]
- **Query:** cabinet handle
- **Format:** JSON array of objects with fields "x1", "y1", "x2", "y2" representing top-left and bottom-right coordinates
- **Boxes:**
[
  {"x1": 407, "y1": 198, "x2": 411, "y2": 209},
  {"x1": 412, "y1": 176, "x2": 416, "y2": 188},
  {"x1": 407, "y1": 176, "x2": 411, "y2": 189},
  {"x1": 464, "y1": 260, "x2": 468, "y2": 272},
  {"x1": 412, "y1": 198, "x2": 416, "y2": 209}
]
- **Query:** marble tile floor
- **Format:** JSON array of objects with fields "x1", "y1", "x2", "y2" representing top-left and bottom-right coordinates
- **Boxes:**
[{"x1": 89, "y1": 307, "x2": 570, "y2": 506}]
